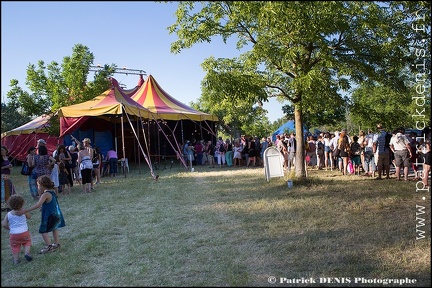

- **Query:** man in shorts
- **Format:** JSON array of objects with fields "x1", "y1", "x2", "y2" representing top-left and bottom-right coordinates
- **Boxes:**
[{"x1": 389, "y1": 127, "x2": 412, "y2": 181}]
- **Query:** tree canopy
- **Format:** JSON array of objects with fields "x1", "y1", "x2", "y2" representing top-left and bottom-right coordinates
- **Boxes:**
[
  {"x1": 168, "y1": 1, "x2": 431, "y2": 177},
  {"x1": 2, "y1": 44, "x2": 116, "y2": 135}
]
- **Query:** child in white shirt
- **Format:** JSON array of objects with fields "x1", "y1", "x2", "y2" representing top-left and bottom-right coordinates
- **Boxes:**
[{"x1": 1, "y1": 194, "x2": 33, "y2": 264}]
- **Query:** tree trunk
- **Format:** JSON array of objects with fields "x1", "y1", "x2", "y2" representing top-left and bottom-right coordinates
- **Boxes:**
[{"x1": 294, "y1": 106, "x2": 306, "y2": 178}]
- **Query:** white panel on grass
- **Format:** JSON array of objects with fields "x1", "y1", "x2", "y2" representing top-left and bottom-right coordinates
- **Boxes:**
[{"x1": 263, "y1": 147, "x2": 284, "y2": 182}]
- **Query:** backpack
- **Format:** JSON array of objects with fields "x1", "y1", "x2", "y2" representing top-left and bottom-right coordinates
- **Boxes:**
[
  {"x1": 21, "y1": 161, "x2": 33, "y2": 176},
  {"x1": 92, "y1": 151, "x2": 99, "y2": 163},
  {"x1": 350, "y1": 142, "x2": 361, "y2": 156},
  {"x1": 219, "y1": 143, "x2": 226, "y2": 153}
]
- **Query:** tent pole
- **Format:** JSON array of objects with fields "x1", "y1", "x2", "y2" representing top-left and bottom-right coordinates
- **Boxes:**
[
  {"x1": 157, "y1": 121, "x2": 160, "y2": 163},
  {"x1": 149, "y1": 120, "x2": 152, "y2": 164},
  {"x1": 123, "y1": 107, "x2": 159, "y2": 180},
  {"x1": 200, "y1": 119, "x2": 203, "y2": 141},
  {"x1": 114, "y1": 119, "x2": 117, "y2": 153},
  {"x1": 121, "y1": 113, "x2": 126, "y2": 178},
  {"x1": 136, "y1": 117, "x2": 141, "y2": 174},
  {"x1": 181, "y1": 119, "x2": 184, "y2": 146}
]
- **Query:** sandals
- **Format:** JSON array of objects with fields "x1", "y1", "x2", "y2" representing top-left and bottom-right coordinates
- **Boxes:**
[
  {"x1": 39, "y1": 243, "x2": 61, "y2": 254},
  {"x1": 25, "y1": 253, "x2": 33, "y2": 262},
  {"x1": 39, "y1": 245, "x2": 53, "y2": 254},
  {"x1": 51, "y1": 243, "x2": 61, "y2": 250}
]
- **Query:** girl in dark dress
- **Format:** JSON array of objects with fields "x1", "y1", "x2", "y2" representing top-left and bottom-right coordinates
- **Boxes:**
[{"x1": 17, "y1": 175, "x2": 65, "y2": 254}]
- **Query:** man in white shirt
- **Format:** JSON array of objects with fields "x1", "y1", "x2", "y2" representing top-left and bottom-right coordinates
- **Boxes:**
[
  {"x1": 389, "y1": 128, "x2": 412, "y2": 181},
  {"x1": 329, "y1": 131, "x2": 339, "y2": 169}
]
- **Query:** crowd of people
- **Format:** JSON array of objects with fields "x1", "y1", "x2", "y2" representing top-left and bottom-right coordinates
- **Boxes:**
[
  {"x1": 1, "y1": 136, "x2": 120, "y2": 264},
  {"x1": 7, "y1": 137, "x2": 119, "y2": 200},
  {"x1": 305, "y1": 125, "x2": 431, "y2": 187},
  {"x1": 181, "y1": 125, "x2": 431, "y2": 187},
  {"x1": 181, "y1": 135, "x2": 274, "y2": 169}
]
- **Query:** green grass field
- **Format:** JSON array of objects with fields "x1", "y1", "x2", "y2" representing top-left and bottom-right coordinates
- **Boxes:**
[{"x1": 1, "y1": 162, "x2": 430, "y2": 287}]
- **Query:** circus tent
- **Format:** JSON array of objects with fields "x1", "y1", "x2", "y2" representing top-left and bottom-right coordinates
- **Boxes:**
[
  {"x1": 130, "y1": 75, "x2": 218, "y2": 121},
  {"x1": 128, "y1": 75, "x2": 219, "y2": 156},
  {"x1": 1, "y1": 114, "x2": 62, "y2": 162},
  {"x1": 57, "y1": 78, "x2": 161, "y2": 178}
]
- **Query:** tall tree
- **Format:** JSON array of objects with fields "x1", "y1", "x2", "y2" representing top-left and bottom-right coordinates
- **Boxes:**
[
  {"x1": 5, "y1": 43, "x2": 116, "y2": 118},
  {"x1": 168, "y1": 1, "x2": 430, "y2": 178},
  {"x1": 190, "y1": 66, "x2": 271, "y2": 138},
  {"x1": 350, "y1": 81, "x2": 431, "y2": 132}
]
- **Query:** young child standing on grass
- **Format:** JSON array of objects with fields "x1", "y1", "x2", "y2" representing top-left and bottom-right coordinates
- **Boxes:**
[
  {"x1": 58, "y1": 161, "x2": 70, "y2": 195},
  {"x1": 1, "y1": 194, "x2": 33, "y2": 264},
  {"x1": 16, "y1": 175, "x2": 65, "y2": 254}
]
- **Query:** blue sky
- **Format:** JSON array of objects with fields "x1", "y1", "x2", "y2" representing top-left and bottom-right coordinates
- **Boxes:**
[{"x1": 1, "y1": 1, "x2": 286, "y2": 122}]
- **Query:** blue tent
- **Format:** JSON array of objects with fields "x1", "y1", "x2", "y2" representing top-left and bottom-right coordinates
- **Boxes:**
[{"x1": 272, "y1": 120, "x2": 308, "y2": 141}]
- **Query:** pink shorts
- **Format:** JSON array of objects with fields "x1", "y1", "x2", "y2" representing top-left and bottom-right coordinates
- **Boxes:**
[{"x1": 10, "y1": 231, "x2": 32, "y2": 253}]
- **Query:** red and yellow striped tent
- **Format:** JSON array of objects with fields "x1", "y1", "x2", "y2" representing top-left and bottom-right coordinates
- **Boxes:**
[
  {"x1": 130, "y1": 75, "x2": 219, "y2": 122},
  {"x1": 58, "y1": 77, "x2": 155, "y2": 138},
  {"x1": 127, "y1": 75, "x2": 218, "y2": 158},
  {"x1": 57, "y1": 78, "x2": 161, "y2": 178}
]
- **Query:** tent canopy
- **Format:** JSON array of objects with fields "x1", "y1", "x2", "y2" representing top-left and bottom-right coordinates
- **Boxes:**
[
  {"x1": 57, "y1": 78, "x2": 162, "y2": 178},
  {"x1": 272, "y1": 120, "x2": 308, "y2": 141},
  {"x1": 58, "y1": 78, "x2": 153, "y2": 119},
  {"x1": 1, "y1": 114, "x2": 61, "y2": 161},
  {"x1": 130, "y1": 75, "x2": 219, "y2": 121},
  {"x1": 1, "y1": 114, "x2": 52, "y2": 137},
  {"x1": 58, "y1": 78, "x2": 155, "y2": 137}
]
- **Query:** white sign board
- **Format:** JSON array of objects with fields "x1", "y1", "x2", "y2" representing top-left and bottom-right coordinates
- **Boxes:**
[{"x1": 263, "y1": 147, "x2": 284, "y2": 182}]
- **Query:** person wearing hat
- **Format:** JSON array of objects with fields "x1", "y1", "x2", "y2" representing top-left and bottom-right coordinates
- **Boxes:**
[
  {"x1": 71, "y1": 136, "x2": 95, "y2": 187},
  {"x1": 37, "y1": 139, "x2": 46, "y2": 147}
]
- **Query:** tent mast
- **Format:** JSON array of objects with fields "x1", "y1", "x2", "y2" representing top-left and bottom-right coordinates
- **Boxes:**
[
  {"x1": 121, "y1": 111, "x2": 126, "y2": 178},
  {"x1": 136, "y1": 117, "x2": 141, "y2": 174},
  {"x1": 181, "y1": 119, "x2": 184, "y2": 145}
]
